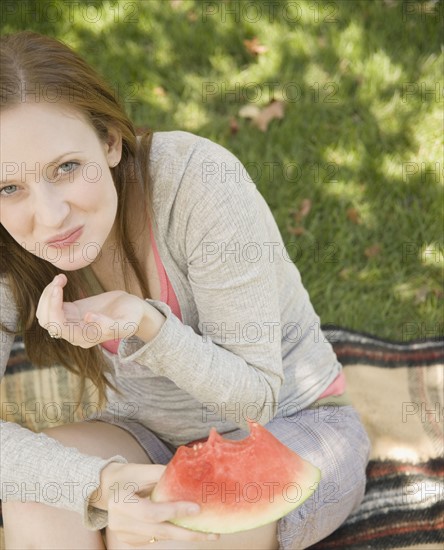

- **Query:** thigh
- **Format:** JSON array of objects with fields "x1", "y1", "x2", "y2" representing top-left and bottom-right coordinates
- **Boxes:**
[
  {"x1": 221, "y1": 405, "x2": 371, "y2": 549},
  {"x1": 2, "y1": 422, "x2": 123, "y2": 549},
  {"x1": 41, "y1": 420, "x2": 152, "y2": 464},
  {"x1": 2, "y1": 500, "x2": 106, "y2": 550},
  {"x1": 106, "y1": 521, "x2": 279, "y2": 550}
]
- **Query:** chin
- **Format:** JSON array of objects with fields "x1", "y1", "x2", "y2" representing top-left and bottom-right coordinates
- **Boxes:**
[
  {"x1": 45, "y1": 237, "x2": 106, "y2": 268},
  {"x1": 47, "y1": 255, "x2": 96, "y2": 272}
]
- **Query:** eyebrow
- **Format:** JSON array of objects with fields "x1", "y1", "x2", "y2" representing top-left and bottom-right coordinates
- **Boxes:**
[
  {"x1": 1, "y1": 151, "x2": 84, "y2": 184},
  {"x1": 50, "y1": 151, "x2": 84, "y2": 164}
]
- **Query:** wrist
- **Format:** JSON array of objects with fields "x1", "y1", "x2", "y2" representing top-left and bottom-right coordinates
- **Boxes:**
[
  {"x1": 89, "y1": 462, "x2": 126, "y2": 511},
  {"x1": 135, "y1": 301, "x2": 166, "y2": 343}
]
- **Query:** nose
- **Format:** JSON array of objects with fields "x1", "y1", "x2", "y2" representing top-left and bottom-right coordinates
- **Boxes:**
[{"x1": 33, "y1": 181, "x2": 71, "y2": 228}]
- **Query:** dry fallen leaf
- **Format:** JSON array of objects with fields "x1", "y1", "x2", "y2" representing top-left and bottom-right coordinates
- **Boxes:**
[
  {"x1": 238, "y1": 104, "x2": 261, "y2": 119},
  {"x1": 339, "y1": 58, "x2": 351, "y2": 74},
  {"x1": 238, "y1": 101, "x2": 285, "y2": 132},
  {"x1": 346, "y1": 207, "x2": 362, "y2": 224},
  {"x1": 229, "y1": 117, "x2": 239, "y2": 135},
  {"x1": 291, "y1": 199, "x2": 312, "y2": 224},
  {"x1": 186, "y1": 10, "x2": 198, "y2": 22},
  {"x1": 414, "y1": 285, "x2": 431, "y2": 304},
  {"x1": 338, "y1": 268, "x2": 352, "y2": 280},
  {"x1": 243, "y1": 37, "x2": 268, "y2": 56},
  {"x1": 299, "y1": 199, "x2": 312, "y2": 219},
  {"x1": 287, "y1": 225, "x2": 305, "y2": 236},
  {"x1": 318, "y1": 36, "x2": 327, "y2": 49},
  {"x1": 153, "y1": 86, "x2": 166, "y2": 97},
  {"x1": 256, "y1": 101, "x2": 285, "y2": 130},
  {"x1": 364, "y1": 244, "x2": 381, "y2": 258}
]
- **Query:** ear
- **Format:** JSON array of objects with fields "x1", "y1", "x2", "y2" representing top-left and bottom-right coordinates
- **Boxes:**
[{"x1": 104, "y1": 126, "x2": 123, "y2": 168}]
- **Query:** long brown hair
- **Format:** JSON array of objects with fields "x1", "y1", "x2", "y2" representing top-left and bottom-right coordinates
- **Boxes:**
[{"x1": 0, "y1": 31, "x2": 155, "y2": 409}]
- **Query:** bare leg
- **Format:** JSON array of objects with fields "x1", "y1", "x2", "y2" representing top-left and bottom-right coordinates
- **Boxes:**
[
  {"x1": 3, "y1": 421, "x2": 152, "y2": 550},
  {"x1": 105, "y1": 521, "x2": 279, "y2": 550},
  {"x1": 3, "y1": 501, "x2": 107, "y2": 550}
]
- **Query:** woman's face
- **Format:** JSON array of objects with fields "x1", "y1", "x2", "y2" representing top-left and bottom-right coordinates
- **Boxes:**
[{"x1": 0, "y1": 101, "x2": 121, "y2": 271}]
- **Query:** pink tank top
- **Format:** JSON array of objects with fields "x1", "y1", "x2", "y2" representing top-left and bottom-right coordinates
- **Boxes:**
[
  {"x1": 100, "y1": 224, "x2": 182, "y2": 354},
  {"x1": 100, "y1": 227, "x2": 345, "y2": 398}
]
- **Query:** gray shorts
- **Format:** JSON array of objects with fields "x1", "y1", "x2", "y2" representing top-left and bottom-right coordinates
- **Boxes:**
[{"x1": 93, "y1": 405, "x2": 371, "y2": 550}]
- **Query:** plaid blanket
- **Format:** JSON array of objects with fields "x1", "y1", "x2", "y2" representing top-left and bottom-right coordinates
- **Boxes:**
[
  {"x1": 1, "y1": 327, "x2": 443, "y2": 549},
  {"x1": 308, "y1": 326, "x2": 444, "y2": 549}
]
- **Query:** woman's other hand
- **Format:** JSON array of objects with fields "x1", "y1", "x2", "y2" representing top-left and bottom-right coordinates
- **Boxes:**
[
  {"x1": 91, "y1": 462, "x2": 219, "y2": 545},
  {"x1": 36, "y1": 273, "x2": 164, "y2": 348}
]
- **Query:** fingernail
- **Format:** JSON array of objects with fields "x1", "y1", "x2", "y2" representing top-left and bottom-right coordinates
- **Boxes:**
[
  {"x1": 52, "y1": 287, "x2": 59, "y2": 297},
  {"x1": 186, "y1": 505, "x2": 200, "y2": 515}
]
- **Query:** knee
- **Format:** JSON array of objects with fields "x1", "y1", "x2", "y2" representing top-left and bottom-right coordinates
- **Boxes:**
[
  {"x1": 2, "y1": 499, "x2": 42, "y2": 515},
  {"x1": 40, "y1": 423, "x2": 82, "y2": 450},
  {"x1": 40, "y1": 421, "x2": 152, "y2": 464},
  {"x1": 2, "y1": 500, "x2": 105, "y2": 550},
  {"x1": 2, "y1": 500, "x2": 48, "y2": 549},
  {"x1": 39, "y1": 422, "x2": 109, "y2": 460},
  {"x1": 40, "y1": 424, "x2": 68, "y2": 438}
]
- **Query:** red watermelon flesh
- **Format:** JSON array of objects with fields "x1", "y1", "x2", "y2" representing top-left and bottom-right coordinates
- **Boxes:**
[{"x1": 150, "y1": 420, "x2": 321, "y2": 534}]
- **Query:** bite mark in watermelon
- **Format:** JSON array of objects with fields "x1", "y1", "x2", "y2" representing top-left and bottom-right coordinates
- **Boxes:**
[{"x1": 150, "y1": 420, "x2": 321, "y2": 534}]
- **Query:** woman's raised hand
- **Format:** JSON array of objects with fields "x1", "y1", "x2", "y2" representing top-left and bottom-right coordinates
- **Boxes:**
[
  {"x1": 36, "y1": 273, "x2": 147, "y2": 348},
  {"x1": 92, "y1": 462, "x2": 219, "y2": 546}
]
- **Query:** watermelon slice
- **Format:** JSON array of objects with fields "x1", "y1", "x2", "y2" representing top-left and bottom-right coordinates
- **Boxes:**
[{"x1": 150, "y1": 420, "x2": 321, "y2": 534}]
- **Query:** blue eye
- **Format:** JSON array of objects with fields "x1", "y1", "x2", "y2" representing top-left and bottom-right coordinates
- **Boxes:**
[
  {"x1": 58, "y1": 161, "x2": 79, "y2": 174},
  {"x1": 0, "y1": 185, "x2": 17, "y2": 196}
]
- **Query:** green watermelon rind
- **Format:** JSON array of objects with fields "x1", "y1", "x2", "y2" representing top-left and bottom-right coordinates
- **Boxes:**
[
  {"x1": 155, "y1": 464, "x2": 322, "y2": 534},
  {"x1": 150, "y1": 421, "x2": 323, "y2": 534}
]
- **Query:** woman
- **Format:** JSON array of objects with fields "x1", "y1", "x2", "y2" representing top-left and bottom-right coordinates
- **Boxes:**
[{"x1": 0, "y1": 31, "x2": 371, "y2": 549}]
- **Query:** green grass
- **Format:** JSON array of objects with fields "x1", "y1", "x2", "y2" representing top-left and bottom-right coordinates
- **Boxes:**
[{"x1": 1, "y1": 0, "x2": 442, "y2": 341}]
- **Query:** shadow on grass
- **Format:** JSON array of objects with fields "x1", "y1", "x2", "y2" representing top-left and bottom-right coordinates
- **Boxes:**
[{"x1": 0, "y1": 0, "x2": 442, "y2": 338}]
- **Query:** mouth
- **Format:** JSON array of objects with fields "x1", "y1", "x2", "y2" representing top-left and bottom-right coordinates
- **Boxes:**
[{"x1": 46, "y1": 226, "x2": 84, "y2": 246}]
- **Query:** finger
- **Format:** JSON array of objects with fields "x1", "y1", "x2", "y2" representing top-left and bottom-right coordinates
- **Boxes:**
[
  {"x1": 109, "y1": 463, "x2": 166, "y2": 486},
  {"x1": 57, "y1": 273, "x2": 67, "y2": 286},
  {"x1": 143, "y1": 500, "x2": 202, "y2": 524},
  {"x1": 46, "y1": 275, "x2": 70, "y2": 338},
  {"x1": 135, "y1": 482, "x2": 158, "y2": 499},
  {"x1": 36, "y1": 281, "x2": 53, "y2": 322},
  {"x1": 52, "y1": 273, "x2": 66, "y2": 288},
  {"x1": 36, "y1": 274, "x2": 64, "y2": 321},
  {"x1": 136, "y1": 464, "x2": 166, "y2": 483},
  {"x1": 36, "y1": 286, "x2": 61, "y2": 334},
  {"x1": 114, "y1": 522, "x2": 219, "y2": 545},
  {"x1": 50, "y1": 273, "x2": 66, "y2": 290},
  {"x1": 45, "y1": 283, "x2": 65, "y2": 338},
  {"x1": 150, "y1": 522, "x2": 219, "y2": 543}
]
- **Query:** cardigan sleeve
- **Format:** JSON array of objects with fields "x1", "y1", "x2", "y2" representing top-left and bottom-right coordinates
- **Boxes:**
[
  {"x1": 0, "y1": 277, "x2": 128, "y2": 531},
  {"x1": 116, "y1": 138, "x2": 285, "y2": 431}
]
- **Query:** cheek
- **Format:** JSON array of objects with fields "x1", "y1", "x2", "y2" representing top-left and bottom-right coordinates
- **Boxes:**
[
  {"x1": 81, "y1": 178, "x2": 118, "y2": 242},
  {"x1": 103, "y1": 183, "x2": 119, "y2": 221},
  {"x1": 82, "y1": 176, "x2": 118, "y2": 212},
  {"x1": 0, "y1": 205, "x2": 30, "y2": 237}
]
